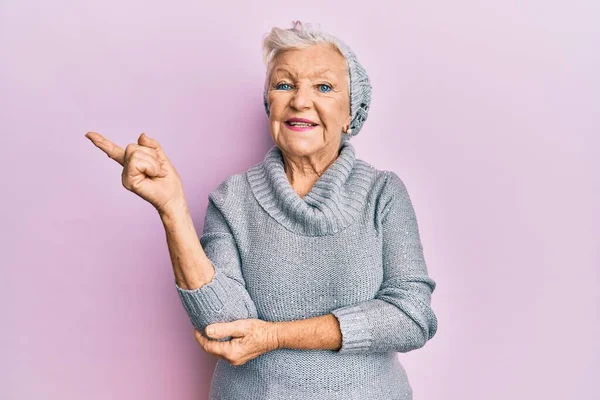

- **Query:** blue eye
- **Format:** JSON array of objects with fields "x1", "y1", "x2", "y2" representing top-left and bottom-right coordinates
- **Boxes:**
[
  {"x1": 318, "y1": 84, "x2": 332, "y2": 93},
  {"x1": 276, "y1": 83, "x2": 292, "y2": 90}
]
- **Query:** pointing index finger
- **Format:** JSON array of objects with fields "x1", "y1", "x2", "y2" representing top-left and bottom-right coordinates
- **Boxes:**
[{"x1": 85, "y1": 131, "x2": 126, "y2": 166}]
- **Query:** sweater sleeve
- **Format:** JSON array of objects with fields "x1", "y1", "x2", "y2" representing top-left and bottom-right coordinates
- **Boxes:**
[
  {"x1": 331, "y1": 172, "x2": 438, "y2": 354},
  {"x1": 174, "y1": 196, "x2": 258, "y2": 340}
]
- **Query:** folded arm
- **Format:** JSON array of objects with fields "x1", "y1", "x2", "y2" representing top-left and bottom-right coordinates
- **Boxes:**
[
  {"x1": 272, "y1": 314, "x2": 343, "y2": 351},
  {"x1": 167, "y1": 195, "x2": 258, "y2": 339},
  {"x1": 328, "y1": 172, "x2": 438, "y2": 354}
]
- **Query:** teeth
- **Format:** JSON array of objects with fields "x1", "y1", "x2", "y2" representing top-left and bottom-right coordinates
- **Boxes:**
[{"x1": 289, "y1": 122, "x2": 315, "y2": 126}]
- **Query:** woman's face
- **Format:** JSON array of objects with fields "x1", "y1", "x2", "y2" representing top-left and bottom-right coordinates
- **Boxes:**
[{"x1": 267, "y1": 43, "x2": 352, "y2": 158}]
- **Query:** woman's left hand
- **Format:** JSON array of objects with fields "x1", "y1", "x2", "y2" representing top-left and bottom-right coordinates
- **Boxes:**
[{"x1": 194, "y1": 319, "x2": 280, "y2": 366}]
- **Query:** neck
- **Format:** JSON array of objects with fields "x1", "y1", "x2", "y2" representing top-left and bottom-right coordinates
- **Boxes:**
[
  {"x1": 282, "y1": 147, "x2": 341, "y2": 198},
  {"x1": 246, "y1": 139, "x2": 377, "y2": 236}
]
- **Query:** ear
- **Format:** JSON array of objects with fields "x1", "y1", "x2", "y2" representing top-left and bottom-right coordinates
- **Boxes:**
[{"x1": 344, "y1": 113, "x2": 352, "y2": 130}]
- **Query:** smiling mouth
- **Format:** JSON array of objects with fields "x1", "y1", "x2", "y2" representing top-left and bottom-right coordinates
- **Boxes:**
[
  {"x1": 285, "y1": 121, "x2": 318, "y2": 127},
  {"x1": 285, "y1": 122, "x2": 318, "y2": 131}
]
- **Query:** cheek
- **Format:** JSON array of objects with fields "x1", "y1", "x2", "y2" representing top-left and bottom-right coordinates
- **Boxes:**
[
  {"x1": 268, "y1": 94, "x2": 286, "y2": 115},
  {"x1": 320, "y1": 97, "x2": 349, "y2": 124}
]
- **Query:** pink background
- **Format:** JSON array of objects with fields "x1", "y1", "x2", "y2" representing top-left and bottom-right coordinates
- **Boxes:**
[{"x1": 1, "y1": 1, "x2": 598, "y2": 399}]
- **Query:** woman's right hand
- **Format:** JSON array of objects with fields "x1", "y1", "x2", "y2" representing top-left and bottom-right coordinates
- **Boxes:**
[{"x1": 85, "y1": 131, "x2": 187, "y2": 216}]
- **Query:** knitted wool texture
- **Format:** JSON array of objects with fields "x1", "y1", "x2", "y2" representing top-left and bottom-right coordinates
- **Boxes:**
[
  {"x1": 175, "y1": 140, "x2": 438, "y2": 400},
  {"x1": 262, "y1": 36, "x2": 372, "y2": 139}
]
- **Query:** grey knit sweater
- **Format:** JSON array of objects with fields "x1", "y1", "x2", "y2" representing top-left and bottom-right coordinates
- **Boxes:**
[{"x1": 175, "y1": 140, "x2": 438, "y2": 400}]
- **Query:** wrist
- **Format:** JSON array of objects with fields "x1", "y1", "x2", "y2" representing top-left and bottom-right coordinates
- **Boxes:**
[
  {"x1": 268, "y1": 321, "x2": 285, "y2": 351},
  {"x1": 158, "y1": 198, "x2": 189, "y2": 221}
]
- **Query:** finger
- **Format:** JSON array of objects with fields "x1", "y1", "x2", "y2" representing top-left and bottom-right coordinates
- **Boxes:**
[
  {"x1": 124, "y1": 143, "x2": 163, "y2": 165},
  {"x1": 194, "y1": 330, "x2": 226, "y2": 356},
  {"x1": 194, "y1": 329, "x2": 208, "y2": 346},
  {"x1": 127, "y1": 151, "x2": 167, "y2": 178},
  {"x1": 194, "y1": 330, "x2": 212, "y2": 350},
  {"x1": 138, "y1": 133, "x2": 170, "y2": 164},
  {"x1": 206, "y1": 321, "x2": 247, "y2": 339},
  {"x1": 85, "y1": 131, "x2": 126, "y2": 166}
]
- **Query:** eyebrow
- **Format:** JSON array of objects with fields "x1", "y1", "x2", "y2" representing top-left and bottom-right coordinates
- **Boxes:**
[{"x1": 271, "y1": 67, "x2": 336, "y2": 80}]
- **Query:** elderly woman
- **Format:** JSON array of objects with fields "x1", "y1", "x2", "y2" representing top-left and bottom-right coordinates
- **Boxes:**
[{"x1": 85, "y1": 21, "x2": 437, "y2": 400}]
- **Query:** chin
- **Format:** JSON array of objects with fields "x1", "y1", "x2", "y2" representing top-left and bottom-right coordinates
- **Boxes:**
[
  {"x1": 281, "y1": 138, "x2": 319, "y2": 155},
  {"x1": 273, "y1": 127, "x2": 339, "y2": 156}
]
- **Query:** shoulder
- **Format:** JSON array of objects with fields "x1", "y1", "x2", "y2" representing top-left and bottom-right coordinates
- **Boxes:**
[
  {"x1": 369, "y1": 167, "x2": 413, "y2": 219},
  {"x1": 380, "y1": 170, "x2": 408, "y2": 197},
  {"x1": 351, "y1": 154, "x2": 411, "y2": 209},
  {"x1": 355, "y1": 156, "x2": 408, "y2": 199},
  {"x1": 208, "y1": 172, "x2": 250, "y2": 210}
]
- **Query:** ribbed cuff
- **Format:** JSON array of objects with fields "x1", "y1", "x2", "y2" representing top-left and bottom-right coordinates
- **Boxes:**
[
  {"x1": 175, "y1": 268, "x2": 233, "y2": 317},
  {"x1": 331, "y1": 304, "x2": 373, "y2": 353}
]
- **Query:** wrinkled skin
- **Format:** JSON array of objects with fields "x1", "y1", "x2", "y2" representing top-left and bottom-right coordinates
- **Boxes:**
[{"x1": 194, "y1": 319, "x2": 280, "y2": 366}]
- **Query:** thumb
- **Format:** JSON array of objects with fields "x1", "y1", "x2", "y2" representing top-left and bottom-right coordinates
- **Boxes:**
[
  {"x1": 138, "y1": 133, "x2": 170, "y2": 164},
  {"x1": 206, "y1": 321, "x2": 247, "y2": 339}
]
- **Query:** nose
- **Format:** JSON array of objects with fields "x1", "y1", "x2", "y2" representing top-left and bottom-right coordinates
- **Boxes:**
[{"x1": 289, "y1": 84, "x2": 313, "y2": 110}]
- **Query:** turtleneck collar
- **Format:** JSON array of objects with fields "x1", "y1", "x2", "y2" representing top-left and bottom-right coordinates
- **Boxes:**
[{"x1": 246, "y1": 140, "x2": 377, "y2": 236}]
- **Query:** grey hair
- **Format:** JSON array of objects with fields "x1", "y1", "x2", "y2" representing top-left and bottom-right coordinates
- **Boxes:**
[
  {"x1": 262, "y1": 21, "x2": 350, "y2": 92},
  {"x1": 261, "y1": 21, "x2": 372, "y2": 139}
]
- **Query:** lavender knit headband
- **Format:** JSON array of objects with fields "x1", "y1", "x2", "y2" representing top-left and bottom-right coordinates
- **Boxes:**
[{"x1": 262, "y1": 38, "x2": 372, "y2": 139}]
